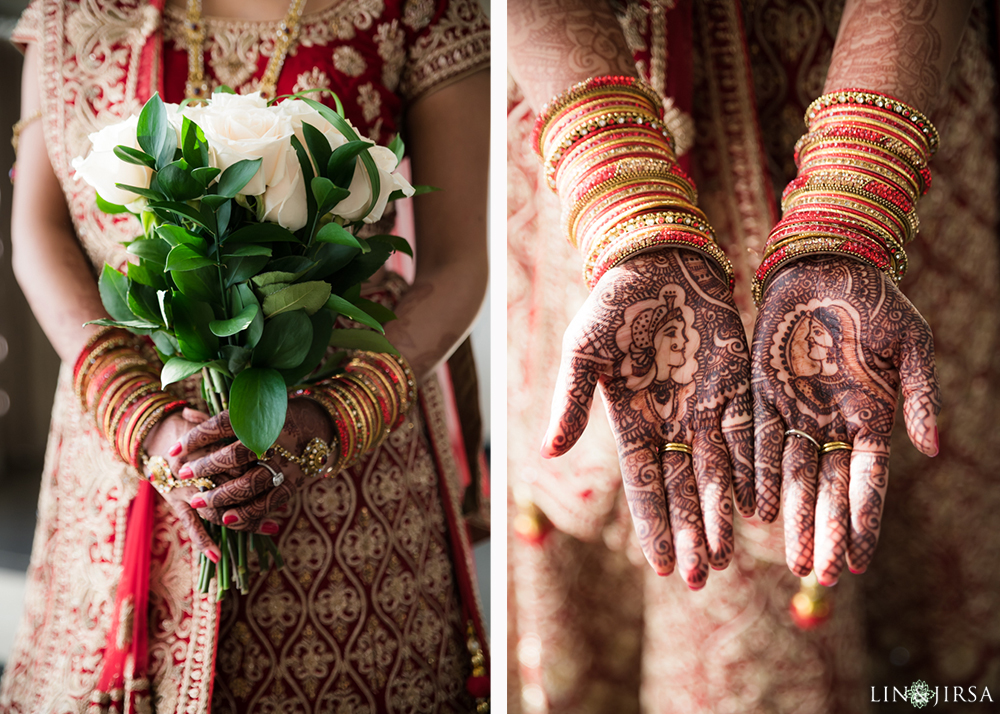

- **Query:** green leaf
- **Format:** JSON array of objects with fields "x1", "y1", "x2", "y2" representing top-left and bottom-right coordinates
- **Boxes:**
[
  {"x1": 171, "y1": 292, "x2": 219, "y2": 361},
  {"x1": 224, "y1": 255, "x2": 270, "y2": 289},
  {"x1": 125, "y1": 262, "x2": 167, "y2": 290},
  {"x1": 311, "y1": 176, "x2": 350, "y2": 216},
  {"x1": 387, "y1": 185, "x2": 439, "y2": 203},
  {"x1": 328, "y1": 240, "x2": 392, "y2": 293},
  {"x1": 98, "y1": 265, "x2": 134, "y2": 322},
  {"x1": 326, "y1": 292, "x2": 384, "y2": 332},
  {"x1": 299, "y1": 242, "x2": 360, "y2": 282},
  {"x1": 278, "y1": 309, "x2": 334, "y2": 386},
  {"x1": 217, "y1": 158, "x2": 263, "y2": 197},
  {"x1": 257, "y1": 282, "x2": 291, "y2": 297},
  {"x1": 181, "y1": 116, "x2": 209, "y2": 170},
  {"x1": 114, "y1": 145, "x2": 156, "y2": 169},
  {"x1": 223, "y1": 244, "x2": 272, "y2": 258},
  {"x1": 200, "y1": 194, "x2": 231, "y2": 211},
  {"x1": 290, "y1": 134, "x2": 317, "y2": 236},
  {"x1": 156, "y1": 225, "x2": 207, "y2": 250},
  {"x1": 229, "y1": 368, "x2": 287, "y2": 458},
  {"x1": 85, "y1": 317, "x2": 158, "y2": 330},
  {"x1": 148, "y1": 200, "x2": 215, "y2": 233},
  {"x1": 136, "y1": 92, "x2": 174, "y2": 170},
  {"x1": 326, "y1": 139, "x2": 373, "y2": 188},
  {"x1": 95, "y1": 193, "x2": 130, "y2": 214},
  {"x1": 301, "y1": 122, "x2": 333, "y2": 178},
  {"x1": 159, "y1": 161, "x2": 203, "y2": 202},
  {"x1": 368, "y1": 233, "x2": 413, "y2": 257},
  {"x1": 225, "y1": 222, "x2": 300, "y2": 244},
  {"x1": 267, "y1": 256, "x2": 316, "y2": 275},
  {"x1": 252, "y1": 271, "x2": 301, "y2": 287},
  {"x1": 234, "y1": 283, "x2": 264, "y2": 348},
  {"x1": 166, "y1": 244, "x2": 216, "y2": 272},
  {"x1": 192, "y1": 166, "x2": 221, "y2": 188},
  {"x1": 170, "y1": 265, "x2": 221, "y2": 303},
  {"x1": 221, "y1": 344, "x2": 252, "y2": 375},
  {"x1": 328, "y1": 328, "x2": 399, "y2": 355},
  {"x1": 209, "y1": 303, "x2": 259, "y2": 336},
  {"x1": 150, "y1": 330, "x2": 179, "y2": 357},
  {"x1": 161, "y1": 357, "x2": 210, "y2": 387},
  {"x1": 354, "y1": 297, "x2": 397, "y2": 324},
  {"x1": 127, "y1": 237, "x2": 171, "y2": 266},
  {"x1": 115, "y1": 182, "x2": 160, "y2": 201},
  {"x1": 315, "y1": 222, "x2": 363, "y2": 250},
  {"x1": 127, "y1": 281, "x2": 163, "y2": 324},
  {"x1": 253, "y1": 310, "x2": 313, "y2": 369},
  {"x1": 387, "y1": 134, "x2": 404, "y2": 165},
  {"x1": 262, "y1": 281, "x2": 332, "y2": 317}
]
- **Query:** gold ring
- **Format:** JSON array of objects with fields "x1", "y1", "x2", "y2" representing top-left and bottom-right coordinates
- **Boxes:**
[
  {"x1": 820, "y1": 441, "x2": 853, "y2": 455},
  {"x1": 785, "y1": 429, "x2": 821, "y2": 450},
  {"x1": 660, "y1": 442, "x2": 693, "y2": 456}
]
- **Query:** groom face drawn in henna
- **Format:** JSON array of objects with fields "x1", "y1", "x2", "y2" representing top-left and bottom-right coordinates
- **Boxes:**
[
  {"x1": 543, "y1": 248, "x2": 755, "y2": 586},
  {"x1": 752, "y1": 256, "x2": 940, "y2": 584}
]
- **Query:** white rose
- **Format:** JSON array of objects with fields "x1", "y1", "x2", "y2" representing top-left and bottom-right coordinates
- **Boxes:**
[
  {"x1": 72, "y1": 114, "x2": 154, "y2": 207},
  {"x1": 261, "y1": 150, "x2": 308, "y2": 231},
  {"x1": 183, "y1": 92, "x2": 293, "y2": 195},
  {"x1": 336, "y1": 144, "x2": 415, "y2": 223},
  {"x1": 273, "y1": 99, "x2": 350, "y2": 169}
]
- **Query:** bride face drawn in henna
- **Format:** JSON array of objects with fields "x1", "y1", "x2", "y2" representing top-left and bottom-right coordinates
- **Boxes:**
[
  {"x1": 769, "y1": 297, "x2": 897, "y2": 437},
  {"x1": 617, "y1": 283, "x2": 699, "y2": 436}
]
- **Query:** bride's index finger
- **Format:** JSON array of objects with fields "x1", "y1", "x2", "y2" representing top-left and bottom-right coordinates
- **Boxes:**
[{"x1": 172, "y1": 410, "x2": 236, "y2": 458}]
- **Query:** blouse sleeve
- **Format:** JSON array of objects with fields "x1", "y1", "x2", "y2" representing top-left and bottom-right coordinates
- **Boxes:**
[
  {"x1": 10, "y1": 0, "x2": 43, "y2": 52},
  {"x1": 398, "y1": 0, "x2": 490, "y2": 103}
]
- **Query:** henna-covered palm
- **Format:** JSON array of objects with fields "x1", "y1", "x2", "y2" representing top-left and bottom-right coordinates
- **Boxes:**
[
  {"x1": 173, "y1": 398, "x2": 336, "y2": 533},
  {"x1": 752, "y1": 256, "x2": 940, "y2": 585},
  {"x1": 543, "y1": 248, "x2": 754, "y2": 588}
]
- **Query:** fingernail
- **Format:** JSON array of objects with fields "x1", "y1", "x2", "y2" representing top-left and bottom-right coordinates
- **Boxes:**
[
  {"x1": 848, "y1": 564, "x2": 867, "y2": 575},
  {"x1": 178, "y1": 465, "x2": 193, "y2": 479},
  {"x1": 169, "y1": 442, "x2": 183, "y2": 457},
  {"x1": 223, "y1": 514, "x2": 238, "y2": 526},
  {"x1": 930, "y1": 426, "x2": 940, "y2": 457},
  {"x1": 190, "y1": 495, "x2": 206, "y2": 509},
  {"x1": 817, "y1": 575, "x2": 838, "y2": 587},
  {"x1": 261, "y1": 521, "x2": 280, "y2": 535},
  {"x1": 206, "y1": 549, "x2": 219, "y2": 564}
]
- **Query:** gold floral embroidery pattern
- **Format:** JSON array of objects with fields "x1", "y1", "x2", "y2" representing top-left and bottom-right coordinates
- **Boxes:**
[
  {"x1": 400, "y1": 0, "x2": 490, "y2": 100},
  {"x1": 293, "y1": 67, "x2": 332, "y2": 94},
  {"x1": 211, "y1": 405, "x2": 474, "y2": 713},
  {"x1": 375, "y1": 20, "x2": 407, "y2": 91},
  {"x1": 333, "y1": 45, "x2": 368, "y2": 77},
  {"x1": 403, "y1": 0, "x2": 435, "y2": 30},
  {"x1": 358, "y1": 82, "x2": 383, "y2": 123}
]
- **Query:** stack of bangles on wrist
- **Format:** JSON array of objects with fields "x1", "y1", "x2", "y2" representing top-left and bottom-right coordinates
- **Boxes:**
[
  {"x1": 532, "y1": 75, "x2": 734, "y2": 291},
  {"x1": 752, "y1": 89, "x2": 939, "y2": 305},
  {"x1": 289, "y1": 350, "x2": 417, "y2": 476},
  {"x1": 73, "y1": 326, "x2": 189, "y2": 472}
]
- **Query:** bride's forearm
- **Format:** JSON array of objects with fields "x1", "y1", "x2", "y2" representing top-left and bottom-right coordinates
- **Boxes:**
[
  {"x1": 392, "y1": 70, "x2": 489, "y2": 379},
  {"x1": 825, "y1": 0, "x2": 973, "y2": 112},
  {"x1": 11, "y1": 46, "x2": 108, "y2": 364}
]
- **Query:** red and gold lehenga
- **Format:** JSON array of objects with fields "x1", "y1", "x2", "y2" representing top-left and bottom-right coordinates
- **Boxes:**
[
  {"x1": 0, "y1": 1, "x2": 489, "y2": 712},
  {"x1": 508, "y1": 1, "x2": 1000, "y2": 712}
]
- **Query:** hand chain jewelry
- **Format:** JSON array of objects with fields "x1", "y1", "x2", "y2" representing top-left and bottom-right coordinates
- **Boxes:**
[
  {"x1": 268, "y1": 437, "x2": 334, "y2": 479},
  {"x1": 146, "y1": 455, "x2": 215, "y2": 496}
]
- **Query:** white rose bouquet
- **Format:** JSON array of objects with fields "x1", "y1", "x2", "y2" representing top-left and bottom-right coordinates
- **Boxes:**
[{"x1": 73, "y1": 90, "x2": 423, "y2": 596}]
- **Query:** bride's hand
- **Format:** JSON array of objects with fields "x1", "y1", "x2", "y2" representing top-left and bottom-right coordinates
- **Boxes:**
[
  {"x1": 542, "y1": 248, "x2": 754, "y2": 588},
  {"x1": 752, "y1": 256, "x2": 939, "y2": 584},
  {"x1": 171, "y1": 398, "x2": 336, "y2": 533},
  {"x1": 143, "y1": 406, "x2": 222, "y2": 562}
]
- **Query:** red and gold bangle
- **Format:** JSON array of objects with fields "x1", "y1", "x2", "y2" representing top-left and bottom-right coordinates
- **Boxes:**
[
  {"x1": 804, "y1": 89, "x2": 938, "y2": 153},
  {"x1": 130, "y1": 399, "x2": 188, "y2": 468}
]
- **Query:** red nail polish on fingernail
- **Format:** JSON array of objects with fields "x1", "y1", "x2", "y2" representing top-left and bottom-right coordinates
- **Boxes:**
[
  {"x1": 178, "y1": 465, "x2": 193, "y2": 479},
  {"x1": 169, "y1": 443, "x2": 182, "y2": 457},
  {"x1": 206, "y1": 550, "x2": 219, "y2": 564},
  {"x1": 261, "y1": 522, "x2": 280, "y2": 535},
  {"x1": 931, "y1": 426, "x2": 940, "y2": 456},
  {"x1": 190, "y1": 495, "x2": 206, "y2": 509},
  {"x1": 223, "y1": 514, "x2": 238, "y2": 526}
]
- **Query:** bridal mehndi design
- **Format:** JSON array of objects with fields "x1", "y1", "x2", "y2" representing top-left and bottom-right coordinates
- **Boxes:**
[
  {"x1": 535, "y1": 76, "x2": 749, "y2": 587},
  {"x1": 753, "y1": 86, "x2": 942, "y2": 585}
]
